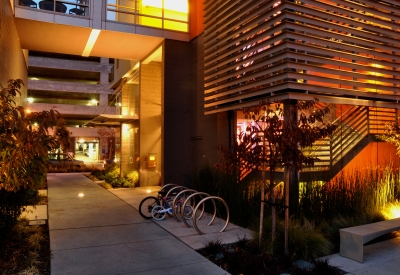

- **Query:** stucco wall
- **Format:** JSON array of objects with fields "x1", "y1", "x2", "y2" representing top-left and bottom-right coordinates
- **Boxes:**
[{"x1": 0, "y1": 0, "x2": 27, "y2": 104}]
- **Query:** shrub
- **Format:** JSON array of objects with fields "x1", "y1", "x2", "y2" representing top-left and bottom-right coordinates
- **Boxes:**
[
  {"x1": 0, "y1": 189, "x2": 40, "y2": 236},
  {"x1": 111, "y1": 177, "x2": 131, "y2": 188},
  {"x1": 258, "y1": 217, "x2": 332, "y2": 260},
  {"x1": 104, "y1": 163, "x2": 120, "y2": 184},
  {"x1": 91, "y1": 169, "x2": 106, "y2": 180},
  {"x1": 124, "y1": 170, "x2": 139, "y2": 187},
  {"x1": 0, "y1": 219, "x2": 50, "y2": 274}
]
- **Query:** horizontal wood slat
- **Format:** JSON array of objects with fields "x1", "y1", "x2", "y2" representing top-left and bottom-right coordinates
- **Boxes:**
[{"x1": 204, "y1": 0, "x2": 400, "y2": 114}]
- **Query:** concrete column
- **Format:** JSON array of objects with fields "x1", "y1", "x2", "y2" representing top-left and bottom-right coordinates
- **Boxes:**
[
  {"x1": 99, "y1": 93, "x2": 108, "y2": 107},
  {"x1": 100, "y1": 58, "x2": 109, "y2": 85},
  {"x1": 139, "y1": 61, "x2": 162, "y2": 186}
]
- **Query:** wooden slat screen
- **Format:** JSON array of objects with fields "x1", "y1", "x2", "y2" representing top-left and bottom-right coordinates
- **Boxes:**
[{"x1": 203, "y1": 0, "x2": 400, "y2": 114}]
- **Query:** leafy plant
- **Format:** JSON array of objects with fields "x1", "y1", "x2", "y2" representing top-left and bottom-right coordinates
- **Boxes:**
[
  {"x1": 90, "y1": 169, "x2": 106, "y2": 180},
  {"x1": 378, "y1": 122, "x2": 400, "y2": 155},
  {"x1": 0, "y1": 220, "x2": 50, "y2": 274},
  {"x1": 53, "y1": 118, "x2": 71, "y2": 154},
  {"x1": 201, "y1": 239, "x2": 224, "y2": 257},
  {"x1": 124, "y1": 170, "x2": 139, "y2": 187},
  {"x1": 104, "y1": 163, "x2": 120, "y2": 183},
  {"x1": 0, "y1": 79, "x2": 59, "y2": 232},
  {"x1": 111, "y1": 177, "x2": 131, "y2": 188},
  {"x1": 216, "y1": 99, "x2": 336, "y2": 251}
]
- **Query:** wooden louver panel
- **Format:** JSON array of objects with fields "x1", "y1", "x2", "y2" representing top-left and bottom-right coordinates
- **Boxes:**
[{"x1": 203, "y1": 0, "x2": 400, "y2": 114}]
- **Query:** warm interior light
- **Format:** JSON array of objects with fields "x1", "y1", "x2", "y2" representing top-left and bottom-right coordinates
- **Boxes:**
[
  {"x1": 91, "y1": 99, "x2": 98, "y2": 105},
  {"x1": 146, "y1": 189, "x2": 151, "y2": 193},
  {"x1": 82, "y1": 29, "x2": 101, "y2": 57},
  {"x1": 78, "y1": 193, "x2": 84, "y2": 197},
  {"x1": 27, "y1": 97, "x2": 34, "y2": 103}
]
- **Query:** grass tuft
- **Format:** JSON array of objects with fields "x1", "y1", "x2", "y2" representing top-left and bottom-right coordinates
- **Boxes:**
[{"x1": 0, "y1": 219, "x2": 50, "y2": 275}]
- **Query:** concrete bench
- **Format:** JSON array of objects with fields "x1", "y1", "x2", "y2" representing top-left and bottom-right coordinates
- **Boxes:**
[{"x1": 339, "y1": 217, "x2": 400, "y2": 262}]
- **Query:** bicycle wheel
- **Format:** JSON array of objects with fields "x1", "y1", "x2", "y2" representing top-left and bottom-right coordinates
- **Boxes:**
[
  {"x1": 183, "y1": 205, "x2": 194, "y2": 219},
  {"x1": 139, "y1": 196, "x2": 160, "y2": 219},
  {"x1": 151, "y1": 205, "x2": 166, "y2": 220}
]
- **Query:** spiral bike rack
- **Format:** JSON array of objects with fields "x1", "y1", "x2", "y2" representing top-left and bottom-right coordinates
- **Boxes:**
[
  {"x1": 181, "y1": 192, "x2": 215, "y2": 229},
  {"x1": 192, "y1": 196, "x2": 230, "y2": 235},
  {"x1": 159, "y1": 183, "x2": 178, "y2": 193},
  {"x1": 148, "y1": 184, "x2": 230, "y2": 235},
  {"x1": 165, "y1": 185, "x2": 187, "y2": 199},
  {"x1": 172, "y1": 189, "x2": 204, "y2": 222}
]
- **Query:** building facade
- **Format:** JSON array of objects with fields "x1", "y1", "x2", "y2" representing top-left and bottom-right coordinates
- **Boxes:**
[
  {"x1": 203, "y1": 0, "x2": 400, "y2": 180},
  {"x1": 2, "y1": 0, "x2": 400, "y2": 187},
  {"x1": 26, "y1": 51, "x2": 116, "y2": 161}
]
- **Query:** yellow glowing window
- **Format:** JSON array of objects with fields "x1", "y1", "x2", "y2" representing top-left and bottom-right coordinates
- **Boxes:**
[
  {"x1": 149, "y1": 156, "x2": 155, "y2": 161},
  {"x1": 139, "y1": 0, "x2": 188, "y2": 32}
]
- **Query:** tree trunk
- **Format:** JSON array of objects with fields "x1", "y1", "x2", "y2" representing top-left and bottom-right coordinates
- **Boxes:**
[
  {"x1": 290, "y1": 168, "x2": 299, "y2": 217},
  {"x1": 270, "y1": 168, "x2": 276, "y2": 248},
  {"x1": 284, "y1": 165, "x2": 290, "y2": 255},
  {"x1": 259, "y1": 136, "x2": 266, "y2": 246}
]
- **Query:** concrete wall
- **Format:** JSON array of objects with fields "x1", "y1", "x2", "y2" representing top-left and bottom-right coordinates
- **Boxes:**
[
  {"x1": 29, "y1": 56, "x2": 111, "y2": 73},
  {"x1": 0, "y1": 0, "x2": 28, "y2": 104},
  {"x1": 163, "y1": 39, "x2": 192, "y2": 186},
  {"x1": 340, "y1": 141, "x2": 400, "y2": 173},
  {"x1": 27, "y1": 103, "x2": 116, "y2": 115},
  {"x1": 189, "y1": 35, "x2": 230, "y2": 175},
  {"x1": 139, "y1": 61, "x2": 162, "y2": 186}
]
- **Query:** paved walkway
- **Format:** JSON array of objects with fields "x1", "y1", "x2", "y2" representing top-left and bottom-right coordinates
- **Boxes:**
[
  {"x1": 47, "y1": 173, "x2": 250, "y2": 275},
  {"x1": 322, "y1": 237, "x2": 400, "y2": 275},
  {"x1": 45, "y1": 173, "x2": 400, "y2": 275}
]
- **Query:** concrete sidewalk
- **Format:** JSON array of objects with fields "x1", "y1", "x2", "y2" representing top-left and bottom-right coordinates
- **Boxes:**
[{"x1": 48, "y1": 173, "x2": 245, "y2": 275}]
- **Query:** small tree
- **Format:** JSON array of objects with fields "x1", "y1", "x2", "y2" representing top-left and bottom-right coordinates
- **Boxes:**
[
  {"x1": 216, "y1": 99, "x2": 336, "y2": 253},
  {"x1": 378, "y1": 122, "x2": 400, "y2": 155},
  {"x1": 0, "y1": 79, "x2": 59, "y2": 191},
  {"x1": 0, "y1": 79, "x2": 59, "y2": 231},
  {"x1": 53, "y1": 118, "x2": 71, "y2": 159}
]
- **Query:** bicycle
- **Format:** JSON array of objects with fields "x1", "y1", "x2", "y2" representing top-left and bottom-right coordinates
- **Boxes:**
[
  {"x1": 138, "y1": 191, "x2": 165, "y2": 219},
  {"x1": 151, "y1": 195, "x2": 193, "y2": 221}
]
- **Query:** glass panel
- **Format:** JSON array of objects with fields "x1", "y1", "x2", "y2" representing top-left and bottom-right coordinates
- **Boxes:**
[
  {"x1": 24, "y1": 0, "x2": 89, "y2": 16},
  {"x1": 19, "y1": 0, "x2": 39, "y2": 9},
  {"x1": 140, "y1": 0, "x2": 162, "y2": 17},
  {"x1": 138, "y1": 14, "x2": 162, "y2": 28},
  {"x1": 164, "y1": 0, "x2": 188, "y2": 14},
  {"x1": 164, "y1": 20, "x2": 188, "y2": 32}
]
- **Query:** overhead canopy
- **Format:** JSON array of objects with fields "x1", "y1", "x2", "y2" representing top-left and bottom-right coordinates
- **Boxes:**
[{"x1": 86, "y1": 114, "x2": 138, "y2": 127}]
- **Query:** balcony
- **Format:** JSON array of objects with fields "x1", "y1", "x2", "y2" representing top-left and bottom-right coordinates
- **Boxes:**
[{"x1": 14, "y1": 0, "x2": 190, "y2": 60}]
